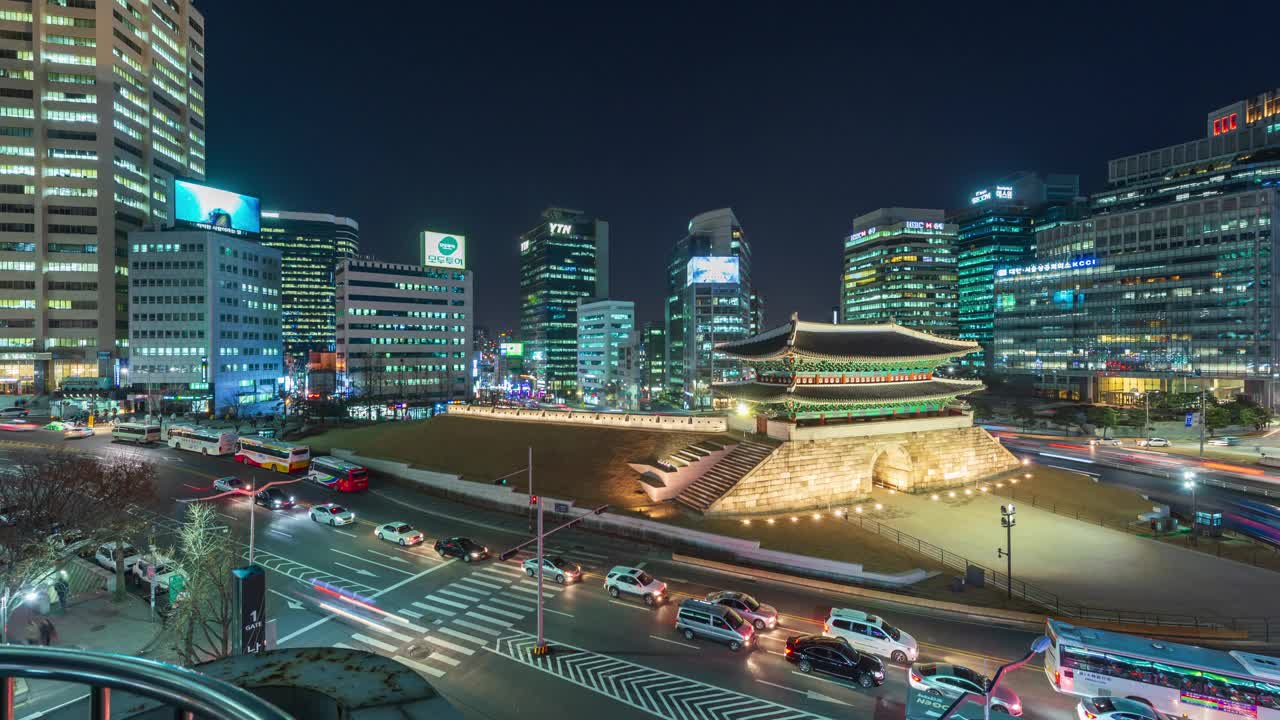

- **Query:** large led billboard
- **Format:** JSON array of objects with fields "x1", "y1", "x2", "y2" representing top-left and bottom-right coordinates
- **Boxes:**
[
  {"x1": 686, "y1": 256, "x2": 740, "y2": 286},
  {"x1": 173, "y1": 180, "x2": 261, "y2": 236},
  {"x1": 421, "y1": 230, "x2": 467, "y2": 270},
  {"x1": 499, "y1": 342, "x2": 524, "y2": 357}
]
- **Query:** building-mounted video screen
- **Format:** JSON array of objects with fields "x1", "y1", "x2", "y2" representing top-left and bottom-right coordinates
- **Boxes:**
[
  {"x1": 174, "y1": 179, "x2": 261, "y2": 236},
  {"x1": 687, "y1": 256, "x2": 740, "y2": 286}
]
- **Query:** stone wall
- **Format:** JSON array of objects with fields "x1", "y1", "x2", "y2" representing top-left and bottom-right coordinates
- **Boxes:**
[
  {"x1": 706, "y1": 426, "x2": 1020, "y2": 516},
  {"x1": 450, "y1": 404, "x2": 728, "y2": 432}
]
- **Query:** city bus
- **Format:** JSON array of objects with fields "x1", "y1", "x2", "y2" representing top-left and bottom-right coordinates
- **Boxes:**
[
  {"x1": 1044, "y1": 619, "x2": 1280, "y2": 720},
  {"x1": 110, "y1": 422, "x2": 162, "y2": 445},
  {"x1": 165, "y1": 425, "x2": 238, "y2": 456},
  {"x1": 307, "y1": 456, "x2": 369, "y2": 492},
  {"x1": 234, "y1": 437, "x2": 310, "y2": 474}
]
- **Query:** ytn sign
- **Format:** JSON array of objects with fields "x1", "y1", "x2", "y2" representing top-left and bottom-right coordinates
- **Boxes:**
[
  {"x1": 420, "y1": 230, "x2": 467, "y2": 270},
  {"x1": 548, "y1": 222, "x2": 574, "y2": 235}
]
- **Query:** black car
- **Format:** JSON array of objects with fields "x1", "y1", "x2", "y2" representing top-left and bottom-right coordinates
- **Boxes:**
[
  {"x1": 433, "y1": 536, "x2": 489, "y2": 562},
  {"x1": 254, "y1": 488, "x2": 295, "y2": 510},
  {"x1": 785, "y1": 634, "x2": 886, "y2": 688}
]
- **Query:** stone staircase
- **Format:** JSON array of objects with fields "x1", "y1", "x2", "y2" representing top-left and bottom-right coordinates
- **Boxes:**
[{"x1": 675, "y1": 440, "x2": 777, "y2": 513}]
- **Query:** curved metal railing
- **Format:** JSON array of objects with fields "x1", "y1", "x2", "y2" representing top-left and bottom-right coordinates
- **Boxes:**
[{"x1": 0, "y1": 645, "x2": 292, "y2": 720}]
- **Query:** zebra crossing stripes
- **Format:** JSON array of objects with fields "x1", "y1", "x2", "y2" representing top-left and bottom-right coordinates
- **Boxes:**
[
  {"x1": 412, "y1": 600, "x2": 455, "y2": 616},
  {"x1": 394, "y1": 654, "x2": 446, "y2": 678},
  {"x1": 454, "y1": 618, "x2": 502, "y2": 636},
  {"x1": 439, "y1": 626, "x2": 489, "y2": 645},
  {"x1": 477, "y1": 603, "x2": 524, "y2": 620},
  {"x1": 352, "y1": 633, "x2": 398, "y2": 653},
  {"x1": 419, "y1": 633, "x2": 475, "y2": 656},
  {"x1": 458, "y1": 576, "x2": 504, "y2": 590},
  {"x1": 466, "y1": 610, "x2": 513, "y2": 627},
  {"x1": 438, "y1": 588, "x2": 485, "y2": 602},
  {"x1": 487, "y1": 597, "x2": 535, "y2": 613},
  {"x1": 489, "y1": 633, "x2": 832, "y2": 720},
  {"x1": 425, "y1": 594, "x2": 469, "y2": 609},
  {"x1": 247, "y1": 547, "x2": 378, "y2": 595}
]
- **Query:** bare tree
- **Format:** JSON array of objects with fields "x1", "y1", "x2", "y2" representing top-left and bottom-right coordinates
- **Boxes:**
[{"x1": 165, "y1": 502, "x2": 236, "y2": 664}]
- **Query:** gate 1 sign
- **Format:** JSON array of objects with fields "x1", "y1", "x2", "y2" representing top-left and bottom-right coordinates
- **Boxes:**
[{"x1": 233, "y1": 565, "x2": 267, "y2": 655}]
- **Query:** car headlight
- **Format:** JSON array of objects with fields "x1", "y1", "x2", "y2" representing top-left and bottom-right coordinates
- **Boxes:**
[{"x1": 470, "y1": 551, "x2": 480, "y2": 558}]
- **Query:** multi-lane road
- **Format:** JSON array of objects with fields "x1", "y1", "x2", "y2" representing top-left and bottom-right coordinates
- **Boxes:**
[{"x1": 5, "y1": 425, "x2": 1105, "y2": 720}]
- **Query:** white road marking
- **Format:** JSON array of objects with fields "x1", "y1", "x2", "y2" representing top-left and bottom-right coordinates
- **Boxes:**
[
  {"x1": 366, "y1": 624, "x2": 413, "y2": 643},
  {"x1": 481, "y1": 564, "x2": 525, "y2": 577},
  {"x1": 332, "y1": 561, "x2": 378, "y2": 578},
  {"x1": 439, "y1": 626, "x2": 489, "y2": 645},
  {"x1": 650, "y1": 634, "x2": 699, "y2": 650},
  {"x1": 453, "y1": 618, "x2": 502, "y2": 636},
  {"x1": 456, "y1": 576, "x2": 503, "y2": 590},
  {"x1": 510, "y1": 585, "x2": 555, "y2": 598},
  {"x1": 424, "y1": 594, "x2": 469, "y2": 609},
  {"x1": 791, "y1": 670, "x2": 860, "y2": 691},
  {"x1": 518, "y1": 578, "x2": 562, "y2": 592},
  {"x1": 428, "y1": 651, "x2": 460, "y2": 666},
  {"x1": 331, "y1": 548, "x2": 414, "y2": 575},
  {"x1": 17, "y1": 692, "x2": 89, "y2": 720},
  {"x1": 333, "y1": 642, "x2": 354, "y2": 649},
  {"x1": 487, "y1": 597, "x2": 535, "y2": 612},
  {"x1": 269, "y1": 529, "x2": 293, "y2": 538},
  {"x1": 385, "y1": 615, "x2": 429, "y2": 633},
  {"x1": 351, "y1": 633, "x2": 398, "y2": 652},
  {"x1": 411, "y1": 600, "x2": 456, "y2": 617},
  {"x1": 394, "y1": 654, "x2": 446, "y2": 678},
  {"x1": 635, "y1": 561, "x2": 646, "y2": 569},
  {"x1": 438, "y1": 588, "x2": 484, "y2": 602},
  {"x1": 541, "y1": 607, "x2": 575, "y2": 618},
  {"x1": 365, "y1": 548, "x2": 413, "y2": 564},
  {"x1": 420, "y1": 633, "x2": 475, "y2": 655},
  {"x1": 331, "y1": 528, "x2": 356, "y2": 538},
  {"x1": 564, "y1": 547, "x2": 610, "y2": 559},
  {"x1": 465, "y1": 611, "x2": 512, "y2": 628},
  {"x1": 477, "y1": 604, "x2": 524, "y2": 620},
  {"x1": 609, "y1": 599, "x2": 651, "y2": 612},
  {"x1": 399, "y1": 608, "x2": 424, "y2": 619}
]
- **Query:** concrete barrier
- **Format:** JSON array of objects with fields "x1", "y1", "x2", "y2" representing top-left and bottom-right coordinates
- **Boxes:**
[{"x1": 448, "y1": 405, "x2": 729, "y2": 433}]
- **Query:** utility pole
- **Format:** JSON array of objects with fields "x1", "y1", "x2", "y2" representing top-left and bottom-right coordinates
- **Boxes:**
[
  {"x1": 248, "y1": 475, "x2": 257, "y2": 565},
  {"x1": 1199, "y1": 381, "x2": 1207, "y2": 457},
  {"x1": 1184, "y1": 472, "x2": 1198, "y2": 545},
  {"x1": 1144, "y1": 391, "x2": 1150, "y2": 439},
  {"x1": 998, "y1": 504, "x2": 1016, "y2": 600},
  {"x1": 528, "y1": 445, "x2": 548, "y2": 656}
]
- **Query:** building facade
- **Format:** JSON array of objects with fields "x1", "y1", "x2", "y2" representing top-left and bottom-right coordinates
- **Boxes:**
[
  {"x1": 950, "y1": 173, "x2": 1081, "y2": 368},
  {"x1": 641, "y1": 320, "x2": 665, "y2": 404},
  {"x1": 0, "y1": 1, "x2": 207, "y2": 393},
  {"x1": 993, "y1": 89, "x2": 1280, "y2": 406},
  {"x1": 259, "y1": 211, "x2": 359, "y2": 360},
  {"x1": 336, "y1": 258, "x2": 472, "y2": 407},
  {"x1": 665, "y1": 208, "x2": 755, "y2": 410},
  {"x1": 127, "y1": 230, "x2": 283, "y2": 415},
  {"x1": 575, "y1": 298, "x2": 634, "y2": 406},
  {"x1": 518, "y1": 208, "x2": 609, "y2": 402},
  {"x1": 840, "y1": 208, "x2": 958, "y2": 336}
]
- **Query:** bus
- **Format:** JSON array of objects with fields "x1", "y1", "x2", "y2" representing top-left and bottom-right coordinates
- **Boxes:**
[
  {"x1": 1044, "y1": 619, "x2": 1280, "y2": 720},
  {"x1": 234, "y1": 437, "x2": 310, "y2": 474},
  {"x1": 111, "y1": 422, "x2": 161, "y2": 445},
  {"x1": 165, "y1": 425, "x2": 237, "y2": 456},
  {"x1": 307, "y1": 456, "x2": 369, "y2": 492}
]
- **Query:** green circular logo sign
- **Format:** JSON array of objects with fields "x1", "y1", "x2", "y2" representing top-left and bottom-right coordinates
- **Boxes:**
[{"x1": 437, "y1": 236, "x2": 459, "y2": 255}]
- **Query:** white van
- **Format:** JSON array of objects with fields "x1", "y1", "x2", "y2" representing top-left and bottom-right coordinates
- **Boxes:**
[{"x1": 823, "y1": 608, "x2": 918, "y2": 664}]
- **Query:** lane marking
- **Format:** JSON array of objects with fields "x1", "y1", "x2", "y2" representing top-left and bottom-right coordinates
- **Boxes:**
[
  {"x1": 394, "y1": 654, "x2": 445, "y2": 678},
  {"x1": 333, "y1": 642, "x2": 354, "y2": 649},
  {"x1": 519, "y1": 578, "x2": 563, "y2": 592},
  {"x1": 487, "y1": 597, "x2": 535, "y2": 613},
  {"x1": 332, "y1": 561, "x2": 377, "y2": 578},
  {"x1": 609, "y1": 599, "x2": 651, "y2": 612},
  {"x1": 635, "y1": 561, "x2": 647, "y2": 569},
  {"x1": 477, "y1": 604, "x2": 524, "y2": 620},
  {"x1": 465, "y1": 611, "x2": 513, "y2": 628},
  {"x1": 453, "y1": 618, "x2": 502, "y2": 636},
  {"x1": 351, "y1": 633, "x2": 398, "y2": 653},
  {"x1": 365, "y1": 623, "x2": 413, "y2": 643},
  {"x1": 365, "y1": 548, "x2": 413, "y2": 564},
  {"x1": 542, "y1": 607, "x2": 575, "y2": 618},
  {"x1": 438, "y1": 588, "x2": 485, "y2": 602},
  {"x1": 424, "y1": 594, "x2": 468, "y2": 609},
  {"x1": 456, "y1": 576, "x2": 503, "y2": 590},
  {"x1": 428, "y1": 651, "x2": 460, "y2": 667},
  {"x1": 385, "y1": 615, "x2": 429, "y2": 633},
  {"x1": 481, "y1": 564, "x2": 525, "y2": 577},
  {"x1": 17, "y1": 692, "x2": 90, "y2": 720},
  {"x1": 332, "y1": 528, "x2": 356, "y2": 538},
  {"x1": 565, "y1": 548, "x2": 609, "y2": 560},
  {"x1": 650, "y1": 634, "x2": 699, "y2": 650},
  {"x1": 439, "y1": 626, "x2": 489, "y2": 645},
  {"x1": 411, "y1": 601, "x2": 455, "y2": 617},
  {"x1": 331, "y1": 548, "x2": 415, "y2": 576},
  {"x1": 420, "y1": 634, "x2": 475, "y2": 655},
  {"x1": 269, "y1": 530, "x2": 293, "y2": 538},
  {"x1": 400, "y1": 608, "x2": 424, "y2": 619},
  {"x1": 510, "y1": 585, "x2": 555, "y2": 598}
]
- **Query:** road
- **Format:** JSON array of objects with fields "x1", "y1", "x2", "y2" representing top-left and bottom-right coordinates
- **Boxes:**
[{"x1": 5, "y1": 426, "x2": 1084, "y2": 720}]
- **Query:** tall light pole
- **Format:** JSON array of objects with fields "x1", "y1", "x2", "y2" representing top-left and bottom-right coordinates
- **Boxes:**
[
  {"x1": 997, "y1": 504, "x2": 1016, "y2": 599},
  {"x1": 1199, "y1": 380, "x2": 1207, "y2": 457},
  {"x1": 1183, "y1": 472, "x2": 1198, "y2": 545}
]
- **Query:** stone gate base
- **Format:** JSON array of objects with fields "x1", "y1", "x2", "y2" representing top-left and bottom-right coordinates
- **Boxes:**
[{"x1": 706, "y1": 422, "x2": 1020, "y2": 516}]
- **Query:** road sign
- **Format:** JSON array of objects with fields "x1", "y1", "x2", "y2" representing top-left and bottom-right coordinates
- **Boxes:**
[
  {"x1": 1186, "y1": 412, "x2": 1196, "y2": 427},
  {"x1": 232, "y1": 565, "x2": 267, "y2": 655},
  {"x1": 167, "y1": 574, "x2": 184, "y2": 605},
  {"x1": 554, "y1": 502, "x2": 569, "y2": 514}
]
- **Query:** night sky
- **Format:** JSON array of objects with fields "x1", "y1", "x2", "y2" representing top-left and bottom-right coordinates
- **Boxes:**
[{"x1": 206, "y1": 2, "x2": 1280, "y2": 333}]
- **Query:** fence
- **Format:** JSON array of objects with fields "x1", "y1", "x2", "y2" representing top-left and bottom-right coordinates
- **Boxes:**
[{"x1": 840, "y1": 509, "x2": 1278, "y2": 641}]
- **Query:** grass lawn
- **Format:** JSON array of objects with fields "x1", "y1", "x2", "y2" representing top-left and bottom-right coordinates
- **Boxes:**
[
  {"x1": 989, "y1": 466, "x2": 1156, "y2": 526},
  {"x1": 304, "y1": 415, "x2": 731, "y2": 509}
]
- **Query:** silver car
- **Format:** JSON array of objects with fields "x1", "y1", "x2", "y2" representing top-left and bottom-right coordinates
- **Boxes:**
[{"x1": 705, "y1": 591, "x2": 778, "y2": 631}]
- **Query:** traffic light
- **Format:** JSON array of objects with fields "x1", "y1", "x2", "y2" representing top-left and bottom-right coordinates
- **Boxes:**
[
  {"x1": 494, "y1": 478, "x2": 508, "y2": 486},
  {"x1": 529, "y1": 495, "x2": 539, "y2": 506}
]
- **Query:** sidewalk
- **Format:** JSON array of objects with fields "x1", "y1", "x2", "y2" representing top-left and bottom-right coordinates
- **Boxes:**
[{"x1": 861, "y1": 487, "x2": 1280, "y2": 619}]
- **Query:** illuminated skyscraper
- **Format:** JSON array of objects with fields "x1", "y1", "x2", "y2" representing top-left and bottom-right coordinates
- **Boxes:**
[
  {"x1": 840, "y1": 208, "x2": 957, "y2": 336},
  {"x1": 259, "y1": 211, "x2": 359, "y2": 359},
  {"x1": 0, "y1": 1, "x2": 207, "y2": 392}
]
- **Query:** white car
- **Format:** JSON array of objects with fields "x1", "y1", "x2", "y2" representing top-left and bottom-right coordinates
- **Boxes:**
[
  {"x1": 1138, "y1": 437, "x2": 1170, "y2": 447},
  {"x1": 375, "y1": 522, "x2": 424, "y2": 546},
  {"x1": 824, "y1": 608, "x2": 918, "y2": 664},
  {"x1": 604, "y1": 565, "x2": 667, "y2": 605},
  {"x1": 1076, "y1": 697, "x2": 1158, "y2": 720},
  {"x1": 94, "y1": 541, "x2": 142, "y2": 572},
  {"x1": 310, "y1": 503, "x2": 355, "y2": 526},
  {"x1": 0, "y1": 407, "x2": 28, "y2": 418},
  {"x1": 130, "y1": 551, "x2": 183, "y2": 591},
  {"x1": 1209, "y1": 436, "x2": 1241, "y2": 446},
  {"x1": 522, "y1": 555, "x2": 582, "y2": 584},
  {"x1": 212, "y1": 476, "x2": 246, "y2": 493},
  {"x1": 62, "y1": 425, "x2": 94, "y2": 439}
]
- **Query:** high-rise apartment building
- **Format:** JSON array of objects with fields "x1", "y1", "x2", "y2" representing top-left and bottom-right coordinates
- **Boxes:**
[
  {"x1": 0, "y1": 1, "x2": 207, "y2": 393},
  {"x1": 575, "y1": 298, "x2": 634, "y2": 406},
  {"x1": 949, "y1": 173, "x2": 1081, "y2": 368},
  {"x1": 840, "y1": 208, "x2": 957, "y2": 335},
  {"x1": 127, "y1": 229, "x2": 283, "y2": 415},
  {"x1": 665, "y1": 208, "x2": 754, "y2": 409},
  {"x1": 993, "y1": 89, "x2": 1280, "y2": 406},
  {"x1": 518, "y1": 208, "x2": 609, "y2": 401},
  {"x1": 259, "y1": 211, "x2": 359, "y2": 359}
]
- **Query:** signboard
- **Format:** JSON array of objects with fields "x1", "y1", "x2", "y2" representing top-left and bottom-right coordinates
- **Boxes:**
[
  {"x1": 554, "y1": 502, "x2": 570, "y2": 513},
  {"x1": 1186, "y1": 412, "x2": 1196, "y2": 427},
  {"x1": 420, "y1": 230, "x2": 467, "y2": 270},
  {"x1": 996, "y1": 256, "x2": 1098, "y2": 278},
  {"x1": 1181, "y1": 691, "x2": 1257, "y2": 719},
  {"x1": 686, "y1": 256, "x2": 740, "y2": 286},
  {"x1": 499, "y1": 342, "x2": 524, "y2": 357},
  {"x1": 232, "y1": 565, "x2": 267, "y2": 654},
  {"x1": 174, "y1": 179, "x2": 261, "y2": 236},
  {"x1": 168, "y1": 574, "x2": 184, "y2": 604}
]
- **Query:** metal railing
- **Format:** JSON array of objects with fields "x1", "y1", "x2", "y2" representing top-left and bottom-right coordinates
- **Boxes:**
[{"x1": 0, "y1": 646, "x2": 291, "y2": 720}]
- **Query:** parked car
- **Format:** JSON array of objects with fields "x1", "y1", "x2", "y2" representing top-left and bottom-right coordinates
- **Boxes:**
[
  {"x1": 522, "y1": 555, "x2": 581, "y2": 583},
  {"x1": 1076, "y1": 697, "x2": 1159, "y2": 720},
  {"x1": 94, "y1": 542, "x2": 143, "y2": 572},
  {"x1": 705, "y1": 590, "x2": 778, "y2": 631},
  {"x1": 823, "y1": 608, "x2": 918, "y2": 663},
  {"x1": 309, "y1": 503, "x2": 355, "y2": 526},
  {"x1": 376, "y1": 522, "x2": 424, "y2": 546},
  {"x1": 213, "y1": 476, "x2": 245, "y2": 493},
  {"x1": 254, "y1": 488, "x2": 295, "y2": 510},
  {"x1": 62, "y1": 425, "x2": 94, "y2": 439},
  {"x1": 1209, "y1": 436, "x2": 1241, "y2": 446},
  {"x1": 604, "y1": 565, "x2": 667, "y2": 606},
  {"x1": 785, "y1": 634, "x2": 885, "y2": 688},
  {"x1": 1138, "y1": 437, "x2": 1170, "y2": 447},
  {"x1": 0, "y1": 407, "x2": 28, "y2": 418},
  {"x1": 130, "y1": 551, "x2": 184, "y2": 591},
  {"x1": 434, "y1": 536, "x2": 488, "y2": 562},
  {"x1": 909, "y1": 662, "x2": 1023, "y2": 716}
]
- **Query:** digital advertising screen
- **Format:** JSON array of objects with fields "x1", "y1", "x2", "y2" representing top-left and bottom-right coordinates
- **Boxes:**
[
  {"x1": 686, "y1": 256, "x2": 740, "y2": 286},
  {"x1": 421, "y1": 230, "x2": 467, "y2": 270},
  {"x1": 174, "y1": 180, "x2": 261, "y2": 236},
  {"x1": 499, "y1": 342, "x2": 524, "y2": 357}
]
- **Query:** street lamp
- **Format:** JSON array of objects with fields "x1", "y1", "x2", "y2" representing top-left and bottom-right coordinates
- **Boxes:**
[
  {"x1": 997, "y1": 504, "x2": 1016, "y2": 599},
  {"x1": 1183, "y1": 472, "x2": 1198, "y2": 543}
]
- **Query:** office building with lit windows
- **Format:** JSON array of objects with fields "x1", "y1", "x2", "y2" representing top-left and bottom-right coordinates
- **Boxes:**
[
  {"x1": 949, "y1": 173, "x2": 1082, "y2": 368},
  {"x1": 259, "y1": 211, "x2": 359, "y2": 359},
  {"x1": 665, "y1": 208, "x2": 755, "y2": 410},
  {"x1": 993, "y1": 89, "x2": 1280, "y2": 407},
  {"x1": 642, "y1": 320, "x2": 665, "y2": 403},
  {"x1": 336, "y1": 258, "x2": 472, "y2": 406},
  {"x1": 127, "y1": 229, "x2": 283, "y2": 415},
  {"x1": 0, "y1": 0, "x2": 207, "y2": 393},
  {"x1": 518, "y1": 208, "x2": 609, "y2": 401},
  {"x1": 575, "y1": 298, "x2": 634, "y2": 406},
  {"x1": 840, "y1": 208, "x2": 958, "y2": 336}
]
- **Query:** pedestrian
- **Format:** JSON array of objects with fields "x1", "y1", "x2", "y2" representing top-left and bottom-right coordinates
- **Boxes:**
[
  {"x1": 42, "y1": 618, "x2": 57, "y2": 646},
  {"x1": 54, "y1": 579, "x2": 69, "y2": 613},
  {"x1": 37, "y1": 617, "x2": 51, "y2": 646},
  {"x1": 24, "y1": 618, "x2": 38, "y2": 645}
]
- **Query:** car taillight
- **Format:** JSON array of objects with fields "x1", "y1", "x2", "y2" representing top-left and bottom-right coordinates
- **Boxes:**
[
  {"x1": 1083, "y1": 712, "x2": 1095, "y2": 719},
  {"x1": 910, "y1": 670, "x2": 922, "y2": 684},
  {"x1": 784, "y1": 647, "x2": 792, "y2": 655},
  {"x1": 823, "y1": 623, "x2": 830, "y2": 633}
]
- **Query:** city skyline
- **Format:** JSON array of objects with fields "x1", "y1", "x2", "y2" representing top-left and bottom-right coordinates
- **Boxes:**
[{"x1": 203, "y1": 2, "x2": 1280, "y2": 331}]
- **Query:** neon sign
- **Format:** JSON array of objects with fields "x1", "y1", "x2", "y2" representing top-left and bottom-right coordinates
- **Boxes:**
[
  {"x1": 1213, "y1": 113, "x2": 1239, "y2": 136},
  {"x1": 549, "y1": 222, "x2": 574, "y2": 235},
  {"x1": 996, "y1": 185, "x2": 1014, "y2": 199},
  {"x1": 995, "y1": 256, "x2": 1098, "y2": 278},
  {"x1": 971, "y1": 189, "x2": 992, "y2": 204},
  {"x1": 972, "y1": 186, "x2": 1015, "y2": 204},
  {"x1": 903, "y1": 220, "x2": 946, "y2": 231}
]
